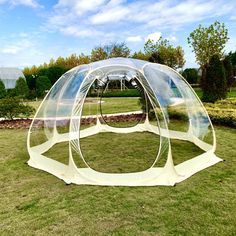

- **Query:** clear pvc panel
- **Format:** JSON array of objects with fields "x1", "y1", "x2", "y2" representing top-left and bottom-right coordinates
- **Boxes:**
[
  {"x1": 143, "y1": 64, "x2": 213, "y2": 166},
  {"x1": 29, "y1": 72, "x2": 70, "y2": 149},
  {"x1": 29, "y1": 66, "x2": 89, "y2": 165},
  {"x1": 71, "y1": 65, "x2": 166, "y2": 172},
  {"x1": 155, "y1": 64, "x2": 214, "y2": 146}
]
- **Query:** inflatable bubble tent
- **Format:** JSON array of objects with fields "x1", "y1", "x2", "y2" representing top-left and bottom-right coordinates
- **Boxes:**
[{"x1": 27, "y1": 58, "x2": 222, "y2": 186}]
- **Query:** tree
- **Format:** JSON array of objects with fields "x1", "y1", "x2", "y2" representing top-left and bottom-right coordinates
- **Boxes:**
[
  {"x1": 25, "y1": 74, "x2": 36, "y2": 90},
  {"x1": 65, "y1": 54, "x2": 80, "y2": 69},
  {"x1": 23, "y1": 65, "x2": 38, "y2": 77},
  {"x1": 14, "y1": 77, "x2": 29, "y2": 99},
  {"x1": 0, "y1": 97, "x2": 35, "y2": 120},
  {"x1": 49, "y1": 58, "x2": 55, "y2": 67},
  {"x1": 55, "y1": 56, "x2": 66, "y2": 68},
  {"x1": 132, "y1": 51, "x2": 150, "y2": 61},
  {"x1": 188, "y1": 21, "x2": 229, "y2": 83},
  {"x1": 99, "y1": 42, "x2": 130, "y2": 58},
  {"x1": 78, "y1": 53, "x2": 90, "y2": 65},
  {"x1": 182, "y1": 68, "x2": 199, "y2": 84},
  {"x1": 0, "y1": 80, "x2": 6, "y2": 99},
  {"x1": 110, "y1": 42, "x2": 130, "y2": 58},
  {"x1": 144, "y1": 38, "x2": 185, "y2": 69},
  {"x1": 228, "y1": 51, "x2": 236, "y2": 75},
  {"x1": 144, "y1": 37, "x2": 169, "y2": 55},
  {"x1": 46, "y1": 66, "x2": 66, "y2": 85},
  {"x1": 91, "y1": 47, "x2": 108, "y2": 62},
  {"x1": 90, "y1": 42, "x2": 130, "y2": 62},
  {"x1": 36, "y1": 76, "x2": 51, "y2": 97},
  {"x1": 202, "y1": 55, "x2": 227, "y2": 102},
  {"x1": 38, "y1": 66, "x2": 67, "y2": 85},
  {"x1": 223, "y1": 56, "x2": 234, "y2": 91}
]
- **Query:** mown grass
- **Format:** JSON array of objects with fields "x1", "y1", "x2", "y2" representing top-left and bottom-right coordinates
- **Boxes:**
[
  {"x1": 26, "y1": 87, "x2": 236, "y2": 111},
  {"x1": 27, "y1": 97, "x2": 142, "y2": 117},
  {"x1": 0, "y1": 125, "x2": 236, "y2": 235},
  {"x1": 27, "y1": 88, "x2": 236, "y2": 120}
]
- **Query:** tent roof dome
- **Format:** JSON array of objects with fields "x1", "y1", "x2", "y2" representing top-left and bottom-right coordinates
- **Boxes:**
[{"x1": 27, "y1": 58, "x2": 222, "y2": 186}]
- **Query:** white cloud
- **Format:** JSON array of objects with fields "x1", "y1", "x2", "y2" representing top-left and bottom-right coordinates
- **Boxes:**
[
  {"x1": 144, "y1": 0, "x2": 234, "y2": 28},
  {"x1": 230, "y1": 16, "x2": 236, "y2": 21},
  {"x1": 46, "y1": 0, "x2": 236, "y2": 40},
  {"x1": 11, "y1": 0, "x2": 40, "y2": 8},
  {"x1": 60, "y1": 26, "x2": 102, "y2": 38},
  {"x1": 167, "y1": 35, "x2": 177, "y2": 42},
  {"x1": 126, "y1": 35, "x2": 142, "y2": 42},
  {"x1": 2, "y1": 46, "x2": 21, "y2": 54},
  {"x1": 0, "y1": 0, "x2": 40, "y2": 8},
  {"x1": 1, "y1": 40, "x2": 33, "y2": 54},
  {"x1": 55, "y1": 0, "x2": 107, "y2": 16},
  {"x1": 90, "y1": 0, "x2": 130, "y2": 24},
  {"x1": 145, "y1": 32, "x2": 162, "y2": 43}
]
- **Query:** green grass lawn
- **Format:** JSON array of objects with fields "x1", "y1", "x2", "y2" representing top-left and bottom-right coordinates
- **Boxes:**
[
  {"x1": 27, "y1": 97, "x2": 142, "y2": 117},
  {"x1": 193, "y1": 87, "x2": 236, "y2": 99},
  {"x1": 0, "y1": 125, "x2": 236, "y2": 235},
  {"x1": 229, "y1": 87, "x2": 236, "y2": 97},
  {"x1": 27, "y1": 87, "x2": 236, "y2": 116}
]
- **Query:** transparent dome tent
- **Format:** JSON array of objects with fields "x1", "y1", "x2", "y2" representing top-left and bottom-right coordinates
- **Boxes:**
[{"x1": 27, "y1": 58, "x2": 222, "y2": 186}]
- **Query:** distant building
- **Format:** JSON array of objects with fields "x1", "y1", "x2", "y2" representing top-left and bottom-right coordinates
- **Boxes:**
[{"x1": 0, "y1": 67, "x2": 25, "y2": 89}]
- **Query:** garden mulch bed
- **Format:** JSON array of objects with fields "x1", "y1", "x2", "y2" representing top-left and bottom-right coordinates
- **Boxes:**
[
  {"x1": 0, "y1": 113, "x2": 145, "y2": 129},
  {"x1": 0, "y1": 119, "x2": 32, "y2": 129}
]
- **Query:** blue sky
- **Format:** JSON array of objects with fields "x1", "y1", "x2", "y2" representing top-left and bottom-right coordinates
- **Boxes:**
[{"x1": 0, "y1": 0, "x2": 236, "y2": 69}]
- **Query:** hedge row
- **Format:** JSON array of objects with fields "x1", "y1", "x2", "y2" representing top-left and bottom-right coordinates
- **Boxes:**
[
  {"x1": 205, "y1": 99, "x2": 236, "y2": 128},
  {"x1": 89, "y1": 89, "x2": 140, "y2": 97},
  {"x1": 206, "y1": 108, "x2": 236, "y2": 128}
]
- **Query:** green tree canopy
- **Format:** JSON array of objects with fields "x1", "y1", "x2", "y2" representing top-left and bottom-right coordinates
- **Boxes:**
[
  {"x1": 144, "y1": 37, "x2": 169, "y2": 55},
  {"x1": 182, "y1": 68, "x2": 199, "y2": 84},
  {"x1": 0, "y1": 79, "x2": 6, "y2": 99},
  {"x1": 39, "y1": 66, "x2": 67, "y2": 85},
  {"x1": 223, "y1": 56, "x2": 234, "y2": 91},
  {"x1": 91, "y1": 47, "x2": 108, "y2": 62},
  {"x1": 91, "y1": 42, "x2": 130, "y2": 61},
  {"x1": 109, "y1": 42, "x2": 130, "y2": 58},
  {"x1": 25, "y1": 74, "x2": 36, "y2": 90},
  {"x1": 132, "y1": 51, "x2": 150, "y2": 61},
  {"x1": 36, "y1": 76, "x2": 51, "y2": 97},
  {"x1": 14, "y1": 77, "x2": 29, "y2": 99},
  {"x1": 228, "y1": 51, "x2": 236, "y2": 75},
  {"x1": 202, "y1": 55, "x2": 227, "y2": 102},
  {"x1": 78, "y1": 53, "x2": 90, "y2": 65},
  {"x1": 188, "y1": 21, "x2": 229, "y2": 69},
  {"x1": 144, "y1": 37, "x2": 185, "y2": 69}
]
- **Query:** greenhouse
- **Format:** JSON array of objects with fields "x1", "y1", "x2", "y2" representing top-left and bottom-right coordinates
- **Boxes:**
[
  {"x1": 27, "y1": 58, "x2": 222, "y2": 186},
  {"x1": 0, "y1": 67, "x2": 25, "y2": 89}
]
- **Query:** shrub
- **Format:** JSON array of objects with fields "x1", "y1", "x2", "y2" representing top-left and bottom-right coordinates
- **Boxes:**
[
  {"x1": 182, "y1": 68, "x2": 199, "y2": 84},
  {"x1": 25, "y1": 74, "x2": 36, "y2": 90},
  {"x1": 0, "y1": 98, "x2": 35, "y2": 120},
  {"x1": 89, "y1": 89, "x2": 141, "y2": 97},
  {"x1": 14, "y1": 77, "x2": 29, "y2": 98},
  {"x1": 7, "y1": 88, "x2": 17, "y2": 97},
  {"x1": 38, "y1": 66, "x2": 67, "y2": 85},
  {"x1": 0, "y1": 79, "x2": 6, "y2": 99},
  {"x1": 207, "y1": 109, "x2": 236, "y2": 128},
  {"x1": 202, "y1": 55, "x2": 227, "y2": 102},
  {"x1": 36, "y1": 76, "x2": 51, "y2": 97},
  {"x1": 204, "y1": 99, "x2": 236, "y2": 128}
]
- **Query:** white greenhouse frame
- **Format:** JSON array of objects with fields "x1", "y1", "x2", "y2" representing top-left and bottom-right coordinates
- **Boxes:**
[{"x1": 27, "y1": 58, "x2": 222, "y2": 186}]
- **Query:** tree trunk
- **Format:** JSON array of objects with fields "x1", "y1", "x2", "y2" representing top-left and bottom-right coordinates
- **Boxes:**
[{"x1": 200, "y1": 65, "x2": 207, "y2": 88}]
